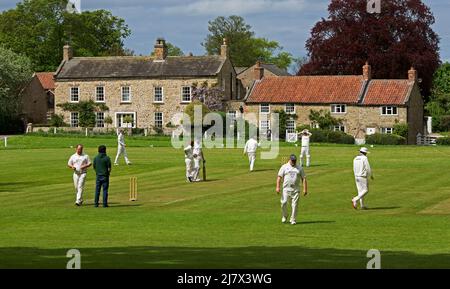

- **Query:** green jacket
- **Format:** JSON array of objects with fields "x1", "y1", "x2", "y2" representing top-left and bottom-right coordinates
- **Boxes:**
[{"x1": 93, "y1": 153, "x2": 111, "y2": 177}]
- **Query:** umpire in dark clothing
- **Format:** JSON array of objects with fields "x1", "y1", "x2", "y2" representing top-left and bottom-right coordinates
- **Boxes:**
[{"x1": 93, "y1": 145, "x2": 112, "y2": 207}]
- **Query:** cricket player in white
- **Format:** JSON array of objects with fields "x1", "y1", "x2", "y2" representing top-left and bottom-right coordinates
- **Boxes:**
[
  {"x1": 352, "y1": 147, "x2": 374, "y2": 210},
  {"x1": 114, "y1": 129, "x2": 131, "y2": 165},
  {"x1": 67, "y1": 144, "x2": 91, "y2": 206},
  {"x1": 276, "y1": 155, "x2": 308, "y2": 225},
  {"x1": 299, "y1": 129, "x2": 312, "y2": 167},
  {"x1": 243, "y1": 136, "x2": 260, "y2": 172},
  {"x1": 192, "y1": 140, "x2": 205, "y2": 182},
  {"x1": 184, "y1": 140, "x2": 194, "y2": 182}
]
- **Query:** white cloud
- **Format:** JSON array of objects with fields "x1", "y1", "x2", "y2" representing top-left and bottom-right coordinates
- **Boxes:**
[{"x1": 163, "y1": 0, "x2": 307, "y2": 16}]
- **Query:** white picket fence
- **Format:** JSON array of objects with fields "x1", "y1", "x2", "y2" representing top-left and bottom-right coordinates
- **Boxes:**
[{"x1": 286, "y1": 132, "x2": 298, "y2": 143}]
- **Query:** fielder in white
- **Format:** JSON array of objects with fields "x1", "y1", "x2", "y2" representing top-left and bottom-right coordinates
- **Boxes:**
[
  {"x1": 114, "y1": 129, "x2": 131, "y2": 165},
  {"x1": 299, "y1": 129, "x2": 312, "y2": 167},
  {"x1": 276, "y1": 154, "x2": 308, "y2": 225},
  {"x1": 184, "y1": 140, "x2": 194, "y2": 182},
  {"x1": 352, "y1": 147, "x2": 374, "y2": 210},
  {"x1": 243, "y1": 136, "x2": 260, "y2": 172},
  {"x1": 67, "y1": 144, "x2": 92, "y2": 206},
  {"x1": 192, "y1": 140, "x2": 205, "y2": 182}
]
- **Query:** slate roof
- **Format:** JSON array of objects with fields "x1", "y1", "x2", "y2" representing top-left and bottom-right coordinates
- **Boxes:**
[
  {"x1": 237, "y1": 63, "x2": 291, "y2": 76},
  {"x1": 55, "y1": 56, "x2": 226, "y2": 80}
]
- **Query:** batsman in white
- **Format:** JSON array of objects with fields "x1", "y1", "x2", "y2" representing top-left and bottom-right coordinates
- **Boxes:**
[
  {"x1": 192, "y1": 140, "x2": 205, "y2": 182},
  {"x1": 184, "y1": 140, "x2": 194, "y2": 182},
  {"x1": 299, "y1": 129, "x2": 312, "y2": 167},
  {"x1": 114, "y1": 129, "x2": 131, "y2": 165},
  {"x1": 352, "y1": 147, "x2": 374, "y2": 210},
  {"x1": 243, "y1": 136, "x2": 260, "y2": 172},
  {"x1": 276, "y1": 154, "x2": 308, "y2": 225},
  {"x1": 67, "y1": 144, "x2": 92, "y2": 206}
]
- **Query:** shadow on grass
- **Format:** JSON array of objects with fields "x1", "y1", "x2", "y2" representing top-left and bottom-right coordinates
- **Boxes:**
[
  {"x1": 0, "y1": 246, "x2": 449, "y2": 269},
  {"x1": 0, "y1": 182, "x2": 41, "y2": 192},
  {"x1": 363, "y1": 207, "x2": 401, "y2": 211}
]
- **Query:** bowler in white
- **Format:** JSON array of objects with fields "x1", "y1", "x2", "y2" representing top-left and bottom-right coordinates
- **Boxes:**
[
  {"x1": 299, "y1": 129, "x2": 312, "y2": 167},
  {"x1": 243, "y1": 136, "x2": 260, "y2": 172},
  {"x1": 352, "y1": 147, "x2": 374, "y2": 210},
  {"x1": 114, "y1": 129, "x2": 131, "y2": 165},
  {"x1": 276, "y1": 154, "x2": 308, "y2": 225},
  {"x1": 67, "y1": 144, "x2": 92, "y2": 206}
]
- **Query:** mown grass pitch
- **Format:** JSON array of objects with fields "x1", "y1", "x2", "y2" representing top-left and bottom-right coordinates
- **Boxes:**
[{"x1": 0, "y1": 135, "x2": 450, "y2": 268}]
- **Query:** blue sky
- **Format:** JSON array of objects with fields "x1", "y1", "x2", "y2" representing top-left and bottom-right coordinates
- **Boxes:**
[{"x1": 1, "y1": 0, "x2": 449, "y2": 62}]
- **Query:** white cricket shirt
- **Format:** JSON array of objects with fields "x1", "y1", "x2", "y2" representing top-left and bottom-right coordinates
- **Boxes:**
[
  {"x1": 278, "y1": 163, "x2": 306, "y2": 193},
  {"x1": 68, "y1": 153, "x2": 91, "y2": 174}
]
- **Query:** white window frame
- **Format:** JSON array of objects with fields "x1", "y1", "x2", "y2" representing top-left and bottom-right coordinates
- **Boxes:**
[
  {"x1": 121, "y1": 86, "x2": 132, "y2": 103},
  {"x1": 70, "y1": 112, "x2": 79, "y2": 128},
  {"x1": 260, "y1": 104, "x2": 270, "y2": 114},
  {"x1": 70, "y1": 87, "x2": 79, "y2": 103},
  {"x1": 286, "y1": 119, "x2": 296, "y2": 133},
  {"x1": 154, "y1": 112, "x2": 163, "y2": 128},
  {"x1": 381, "y1": 127, "x2": 394, "y2": 134},
  {"x1": 285, "y1": 103, "x2": 295, "y2": 114},
  {"x1": 181, "y1": 86, "x2": 192, "y2": 103},
  {"x1": 260, "y1": 120, "x2": 270, "y2": 132},
  {"x1": 381, "y1": 106, "x2": 398, "y2": 116},
  {"x1": 227, "y1": 111, "x2": 237, "y2": 122},
  {"x1": 96, "y1": 112, "x2": 105, "y2": 128},
  {"x1": 96, "y1": 86, "x2": 105, "y2": 103},
  {"x1": 154, "y1": 86, "x2": 164, "y2": 103},
  {"x1": 333, "y1": 124, "x2": 346, "y2": 132},
  {"x1": 331, "y1": 104, "x2": 347, "y2": 114},
  {"x1": 115, "y1": 112, "x2": 137, "y2": 129}
]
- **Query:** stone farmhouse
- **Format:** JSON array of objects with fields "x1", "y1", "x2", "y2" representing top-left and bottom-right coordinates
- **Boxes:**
[
  {"x1": 54, "y1": 38, "x2": 239, "y2": 133},
  {"x1": 240, "y1": 63, "x2": 424, "y2": 144}
]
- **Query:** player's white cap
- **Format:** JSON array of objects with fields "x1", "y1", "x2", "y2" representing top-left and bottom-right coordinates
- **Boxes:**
[{"x1": 360, "y1": 147, "x2": 370, "y2": 154}]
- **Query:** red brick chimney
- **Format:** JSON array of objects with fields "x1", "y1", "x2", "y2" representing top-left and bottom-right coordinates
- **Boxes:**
[
  {"x1": 408, "y1": 67, "x2": 418, "y2": 82},
  {"x1": 220, "y1": 38, "x2": 229, "y2": 58},
  {"x1": 254, "y1": 60, "x2": 264, "y2": 80},
  {"x1": 63, "y1": 44, "x2": 73, "y2": 62},
  {"x1": 154, "y1": 38, "x2": 168, "y2": 61},
  {"x1": 363, "y1": 62, "x2": 371, "y2": 81}
]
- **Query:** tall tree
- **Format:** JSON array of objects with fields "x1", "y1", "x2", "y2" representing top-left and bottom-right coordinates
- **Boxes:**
[
  {"x1": 300, "y1": 0, "x2": 440, "y2": 98},
  {"x1": 0, "y1": 46, "x2": 33, "y2": 133},
  {"x1": 425, "y1": 62, "x2": 450, "y2": 131},
  {"x1": 203, "y1": 15, "x2": 292, "y2": 69},
  {"x1": 0, "y1": 0, "x2": 131, "y2": 72}
]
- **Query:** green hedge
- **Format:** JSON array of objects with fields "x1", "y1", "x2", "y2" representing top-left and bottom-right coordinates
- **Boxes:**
[
  {"x1": 436, "y1": 137, "x2": 450, "y2": 146},
  {"x1": 308, "y1": 129, "x2": 355, "y2": 144},
  {"x1": 366, "y1": 133, "x2": 406, "y2": 145}
]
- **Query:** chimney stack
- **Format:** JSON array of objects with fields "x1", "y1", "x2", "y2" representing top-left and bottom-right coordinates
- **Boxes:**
[
  {"x1": 220, "y1": 38, "x2": 229, "y2": 58},
  {"x1": 363, "y1": 61, "x2": 371, "y2": 81},
  {"x1": 154, "y1": 38, "x2": 168, "y2": 61},
  {"x1": 408, "y1": 67, "x2": 418, "y2": 82},
  {"x1": 63, "y1": 44, "x2": 73, "y2": 62},
  {"x1": 254, "y1": 60, "x2": 264, "y2": 80}
]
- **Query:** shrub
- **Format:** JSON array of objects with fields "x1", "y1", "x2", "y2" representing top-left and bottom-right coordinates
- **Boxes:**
[
  {"x1": 393, "y1": 123, "x2": 408, "y2": 138},
  {"x1": 436, "y1": 137, "x2": 450, "y2": 146},
  {"x1": 308, "y1": 129, "x2": 355, "y2": 144},
  {"x1": 366, "y1": 133, "x2": 406, "y2": 145}
]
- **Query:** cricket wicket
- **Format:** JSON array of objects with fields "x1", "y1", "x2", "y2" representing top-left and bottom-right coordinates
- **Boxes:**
[
  {"x1": 281, "y1": 156, "x2": 289, "y2": 165},
  {"x1": 129, "y1": 177, "x2": 137, "y2": 201}
]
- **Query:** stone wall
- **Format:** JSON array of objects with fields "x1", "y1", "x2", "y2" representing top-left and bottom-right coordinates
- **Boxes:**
[{"x1": 55, "y1": 77, "x2": 218, "y2": 134}]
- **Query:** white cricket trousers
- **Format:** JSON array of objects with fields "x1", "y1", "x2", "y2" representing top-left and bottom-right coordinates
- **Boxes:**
[
  {"x1": 185, "y1": 158, "x2": 193, "y2": 180},
  {"x1": 281, "y1": 190, "x2": 300, "y2": 223},
  {"x1": 300, "y1": 146, "x2": 310, "y2": 167},
  {"x1": 247, "y1": 152, "x2": 256, "y2": 171},
  {"x1": 115, "y1": 145, "x2": 130, "y2": 164},
  {"x1": 192, "y1": 157, "x2": 202, "y2": 181},
  {"x1": 353, "y1": 177, "x2": 369, "y2": 207},
  {"x1": 73, "y1": 173, "x2": 86, "y2": 204}
]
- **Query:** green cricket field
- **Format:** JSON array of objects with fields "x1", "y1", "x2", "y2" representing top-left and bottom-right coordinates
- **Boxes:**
[{"x1": 0, "y1": 135, "x2": 449, "y2": 269}]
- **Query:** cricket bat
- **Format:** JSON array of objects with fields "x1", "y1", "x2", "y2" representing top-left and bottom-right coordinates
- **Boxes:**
[{"x1": 202, "y1": 160, "x2": 207, "y2": 181}]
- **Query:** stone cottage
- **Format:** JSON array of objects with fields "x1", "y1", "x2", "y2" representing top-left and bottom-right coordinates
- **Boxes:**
[
  {"x1": 20, "y1": 72, "x2": 55, "y2": 125},
  {"x1": 242, "y1": 63, "x2": 424, "y2": 144},
  {"x1": 53, "y1": 38, "x2": 238, "y2": 132}
]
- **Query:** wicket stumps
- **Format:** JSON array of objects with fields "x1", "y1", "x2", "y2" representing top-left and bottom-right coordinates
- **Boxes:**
[
  {"x1": 281, "y1": 156, "x2": 289, "y2": 165},
  {"x1": 129, "y1": 177, "x2": 137, "y2": 201}
]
